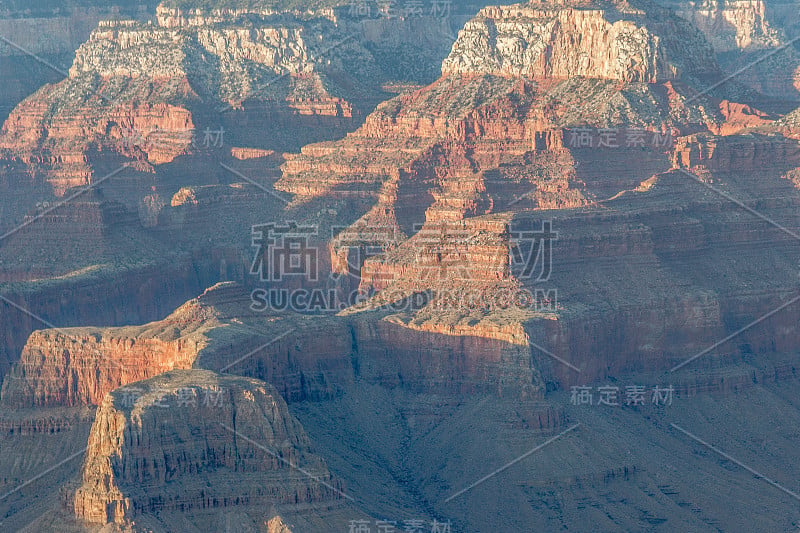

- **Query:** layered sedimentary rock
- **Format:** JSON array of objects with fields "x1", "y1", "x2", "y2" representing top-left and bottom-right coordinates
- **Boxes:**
[
  {"x1": 0, "y1": 0, "x2": 469, "y2": 217},
  {"x1": 4, "y1": 2, "x2": 800, "y2": 531},
  {"x1": 0, "y1": 2, "x2": 159, "y2": 120},
  {"x1": 7, "y1": 0, "x2": 799, "y2": 413},
  {"x1": 0, "y1": 0, "x2": 443, "y2": 399},
  {"x1": 0, "y1": 14, "x2": 376, "y2": 193},
  {"x1": 0, "y1": 328, "x2": 200, "y2": 409},
  {"x1": 1, "y1": 281, "x2": 544, "y2": 411},
  {"x1": 279, "y1": 0, "x2": 757, "y2": 213},
  {"x1": 664, "y1": 0, "x2": 800, "y2": 99},
  {"x1": 277, "y1": 0, "x2": 800, "y2": 395},
  {"x1": 0, "y1": 184, "x2": 212, "y2": 382},
  {"x1": 441, "y1": 1, "x2": 720, "y2": 82},
  {"x1": 154, "y1": 1, "x2": 345, "y2": 28},
  {"x1": 72, "y1": 369, "x2": 345, "y2": 525},
  {"x1": 673, "y1": 0, "x2": 781, "y2": 51},
  {"x1": 0, "y1": 283, "x2": 230, "y2": 409}
]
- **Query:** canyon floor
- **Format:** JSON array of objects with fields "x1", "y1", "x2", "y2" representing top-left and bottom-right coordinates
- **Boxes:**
[{"x1": 4, "y1": 368, "x2": 800, "y2": 531}]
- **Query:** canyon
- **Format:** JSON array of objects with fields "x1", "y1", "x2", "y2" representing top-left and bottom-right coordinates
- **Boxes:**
[{"x1": 1, "y1": 0, "x2": 800, "y2": 531}]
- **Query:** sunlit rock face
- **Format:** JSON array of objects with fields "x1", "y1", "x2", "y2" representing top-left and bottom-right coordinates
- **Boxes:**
[
  {"x1": 72, "y1": 369, "x2": 344, "y2": 525},
  {"x1": 441, "y1": 1, "x2": 720, "y2": 83}
]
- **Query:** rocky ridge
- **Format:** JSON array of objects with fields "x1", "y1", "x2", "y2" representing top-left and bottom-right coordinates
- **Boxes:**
[
  {"x1": 442, "y1": 0, "x2": 721, "y2": 83},
  {"x1": 673, "y1": 0, "x2": 782, "y2": 51},
  {"x1": 666, "y1": 0, "x2": 800, "y2": 100},
  {"x1": 3, "y1": 1, "x2": 800, "y2": 531},
  {"x1": 71, "y1": 369, "x2": 350, "y2": 528}
]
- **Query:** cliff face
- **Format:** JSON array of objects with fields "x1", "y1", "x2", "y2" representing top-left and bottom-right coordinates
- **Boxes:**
[
  {"x1": 68, "y1": 20, "x2": 374, "y2": 98},
  {"x1": 0, "y1": 261, "x2": 207, "y2": 384},
  {"x1": 0, "y1": 2, "x2": 160, "y2": 130},
  {"x1": 72, "y1": 369, "x2": 345, "y2": 526},
  {"x1": 441, "y1": 1, "x2": 720, "y2": 82},
  {"x1": 0, "y1": 187, "x2": 213, "y2": 382},
  {"x1": 672, "y1": 131, "x2": 800, "y2": 170},
  {"x1": 674, "y1": 0, "x2": 781, "y2": 51},
  {"x1": 277, "y1": 0, "x2": 800, "y2": 395},
  {"x1": 5, "y1": 0, "x2": 794, "y2": 412},
  {"x1": 0, "y1": 282, "x2": 234, "y2": 409},
  {"x1": 0, "y1": 330, "x2": 200, "y2": 409},
  {"x1": 277, "y1": 0, "x2": 751, "y2": 211},
  {"x1": 0, "y1": 281, "x2": 544, "y2": 411},
  {"x1": 0, "y1": 14, "x2": 377, "y2": 193},
  {"x1": 0, "y1": 0, "x2": 467, "y2": 211},
  {"x1": 276, "y1": 0, "x2": 764, "y2": 342},
  {"x1": 5, "y1": 3, "x2": 800, "y2": 530},
  {"x1": 664, "y1": 0, "x2": 800, "y2": 99}
]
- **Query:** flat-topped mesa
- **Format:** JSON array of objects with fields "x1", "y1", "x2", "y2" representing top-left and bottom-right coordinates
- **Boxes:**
[
  {"x1": 0, "y1": 283, "x2": 354, "y2": 409},
  {"x1": 155, "y1": 2, "x2": 341, "y2": 28},
  {"x1": 0, "y1": 283, "x2": 230, "y2": 409},
  {"x1": 441, "y1": 1, "x2": 720, "y2": 83},
  {"x1": 72, "y1": 369, "x2": 344, "y2": 526},
  {"x1": 0, "y1": 9, "x2": 381, "y2": 203},
  {"x1": 67, "y1": 19, "x2": 366, "y2": 100},
  {"x1": 0, "y1": 321, "x2": 202, "y2": 410}
]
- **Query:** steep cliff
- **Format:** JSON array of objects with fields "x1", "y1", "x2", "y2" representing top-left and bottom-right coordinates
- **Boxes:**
[
  {"x1": 674, "y1": 0, "x2": 781, "y2": 51},
  {"x1": 1, "y1": 280, "x2": 544, "y2": 411},
  {"x1": 3, "y1": 3, "x2": 800, "y2": 530},
  {"x1": 0, "y1": 0, "x2": 473, "y2": 215},
  {"x1": 5, "y1": 0, "x2": 793, "y2": 408},
  {"x1": 277, "y1": 0, "x2": 800, "y2": 395},
  {"x1": 0, "y1": 2, "x2": 159, "y2": 121},
  {"x1": 666, "y1": 0, "x2": 800, "y2": 99},
  {"x1": 0, "y1": 14, "x2": 379, "y2": 194},
  {"x1": 71, "y1": 369, "x2": 352, "y2": 529},
  {"x1": 0, "y1": 283, "x2": 230, "y2": 409},
  {"x1": 441, "y1": 0, "x2": 721, "y2": 83}
]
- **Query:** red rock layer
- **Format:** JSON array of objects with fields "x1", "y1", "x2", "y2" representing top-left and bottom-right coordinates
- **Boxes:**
[{"x1": 72, "y1": 369, "x2": 344, "y2": 525}]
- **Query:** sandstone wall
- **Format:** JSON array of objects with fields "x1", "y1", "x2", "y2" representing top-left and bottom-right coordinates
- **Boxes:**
[
  {"x1": 73, "y1": 369, "x2": 343, "y2": 524},
  {"x1": 441, "y1": 3, "x2": 719, "y2": 82},
  {"x1": 676, "y1": 0, "x2": 781, "y2": 51}
]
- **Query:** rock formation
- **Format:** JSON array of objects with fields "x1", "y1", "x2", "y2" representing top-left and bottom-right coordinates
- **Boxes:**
[
  {"x1": 4, "y1": 1, "x2": 800, "y2": 531},
  {"x1": 276, "y1": 0, "x2": 800, "y2": 394},
  {"x1": 71, "y1": 369, "x2": 348, "y2": 527},
  {"x1": 0, "y1": 14, "x2": 375, "y2": 196},
  {"x1": 1, "y1": 281, "x2": 542, "y2": 411},
  {"x1": 441, "y1": 1, "x2": 721, "y2": 83},
  {"x1": 672, "y1": 0, "x2": 781, "y2": 51},
  {"x1": 666, "y1": 0, "x2": 800, "y2": 99},
  {"x1": 0, "y1": 2, "x2": 160, "y2": 121},
  {"x1": 6, "y1": 0, "x2": 796, "y2": 413}
]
